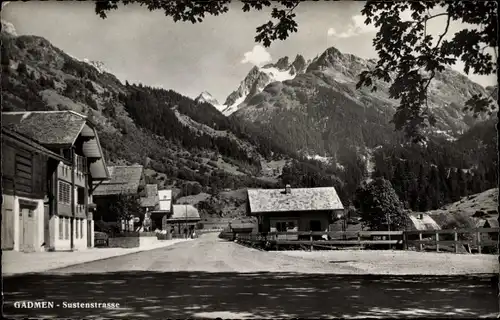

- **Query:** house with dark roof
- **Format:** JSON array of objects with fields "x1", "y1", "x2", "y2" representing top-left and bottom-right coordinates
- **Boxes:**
[
  {"x1": 164, "y1": 204, "x2": 201, "y2": 237},
  {"x1": 92, "y1": 165, "x2": 145, "y2": 231},
  {"x1": 1, "y1": 111, "x2": 110, "y2": 252},
  {"x1": 247, "y1": 184, "x2": 345, "y2": 240}
]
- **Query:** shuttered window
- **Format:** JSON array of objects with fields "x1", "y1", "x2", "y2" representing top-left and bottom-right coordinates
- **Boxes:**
[
  {"x1": 65, "y1": 218, "x2": 69, "y2": 240},
  {"x1": 59, "y1": 217, "x2": 63, "y2": 240},
  {"x1": 80, "y1": 219, "x2": 84, "y2": 239},
  {"x1": 58, "y1": 181, "x2": 71, "y2": 205},
  {"x1": 75, "y1": 219, "x2": 79, "y2": 239}
]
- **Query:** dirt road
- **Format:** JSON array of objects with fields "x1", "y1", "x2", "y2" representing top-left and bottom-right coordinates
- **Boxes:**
[{"x1": 3, "y1": 233, "x2": 498, "y2": 319}]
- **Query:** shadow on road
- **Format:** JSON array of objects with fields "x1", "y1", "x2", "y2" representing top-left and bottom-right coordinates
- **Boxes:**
[{"x1": 3, "y1": 272, "x2": 497, "y2": 319}]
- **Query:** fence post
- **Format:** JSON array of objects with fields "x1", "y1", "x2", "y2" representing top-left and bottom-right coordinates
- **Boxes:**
[
  {"x1": 403, "y1": 231, "x2": 408, "y2": 250},
  {"x1": 435, "y1": 232, "x2": 440, "y2": 253},
  {"x1": 477, "y1": 231, "x2": 482, "y2": 254},
  {"x1": 454, "y1": 231, "x2": 458, "y2": 253},
  {"x1": 418, "y1": 232, "x2": 423, "y2": 252},
  {"x1": 357, "y1": 232, "x2": 361, "y2": 247},
  {"x1": 310, "y1": 231, "x2": 313, "y2": 251}
]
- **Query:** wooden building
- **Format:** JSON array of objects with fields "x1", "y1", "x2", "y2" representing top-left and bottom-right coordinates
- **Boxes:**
[
  {"x1": 247, "y1": 185, "x2": 345, "y2": 240},
  {"x1": 2, "y1": 111, "x2": 110, "y2": 252},
  {"x1": 93, "y1": 165, "x2": 145, "y2": 231},
  {"x1": 165, "y1": 204, "x2": 200, "y2": 237}
]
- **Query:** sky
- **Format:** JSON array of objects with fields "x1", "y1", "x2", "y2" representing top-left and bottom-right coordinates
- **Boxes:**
[{"x1": 2, "y1": 1, "x2": 496, "y2": 103}]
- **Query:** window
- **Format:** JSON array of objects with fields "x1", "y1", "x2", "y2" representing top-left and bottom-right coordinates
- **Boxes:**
[
  {"x1": 276, "y1": 222, "x2": 287, "y2": 232},
  {"x1": 75, "y1": 219, "x2": 79, "y2": 239},
  {"x1": 58, "y1": 181, "x2": 71, "y2": 205},
  {"x1": 310, "y1": 220, "x2": 322, "y2": 232},
  {"x1": 80, "y1": 219, "x2": 84, "y2": 239},
  {"x1": 287, "y1": 221, "x2": 295, "y2": 230},
  {"x1": 77, "y1": 187, "x2": 85, "y2": 205},
  {"x1": 59, "y1": 217, "x2": 63, "y2": 240},
  {"x1": 65, "y1": 218, "x2": 69, "y2": 240}
]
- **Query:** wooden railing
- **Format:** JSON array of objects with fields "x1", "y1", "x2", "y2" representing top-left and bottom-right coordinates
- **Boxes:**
[
  {"x1": 233, "y1": 228, "x2": 499, "y2": 253},
  {"x1": 405, "y1": 228, "x2": 498, "y2": 254}
]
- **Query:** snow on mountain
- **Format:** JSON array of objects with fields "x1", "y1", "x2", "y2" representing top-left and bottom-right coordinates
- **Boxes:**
[
  {"x1": 195, "y1": 91, "x2": 226, "y2": 113},
  {"x1": 215, "y1": 54, "x2": 310, "y2": 116},
  {"x1": 82, "y1": 59, "x2": 110, "y2": 74},
  {"x1": 1, "y1": 19, "x2": 17, "y2": 36}
]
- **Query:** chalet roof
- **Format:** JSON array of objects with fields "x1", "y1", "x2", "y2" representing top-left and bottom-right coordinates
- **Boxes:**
[
  {"x1": 93, "y1": 165, "x2": 144, "y2": 196},
  {"x1": 167, "y1": 205, "x2": 200, "y2": 221},
  {"x1": 407, "y1": 213, "x2": 441, "y2": 231},
  {"x1": 2, "y1": 111, "x2": 109, "y2": 180},
  {"x1": 1, "y1": 127, "x2": 66, "y2": 162},
  {"x1": 247, "y1": 186, "x2": 344, "y2": 214},
  {"x1": 477, "y1": 218, "x2": 499, "y2": 228},
  {"x1": 2, "y1": 110, "x2": 88, "y2": 146},
  {"x1": 486, "y1": 218, "x2": 499, "y2": 228},
  {"x1": 140, "y1": 184, "x2": 159, "y2": 208}
]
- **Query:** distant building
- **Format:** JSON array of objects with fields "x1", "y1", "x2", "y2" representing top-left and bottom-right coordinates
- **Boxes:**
[
  {"x1": 247, "y1": 184, "x2": 344, "y2": 240},
  {"x1": 93, "y1": 165, "x2": 145, "y2": 231},
  {"x1": 164, "y1": 204, "x2": 201, "y2": 237},
  {"x1": 407, "y1": 213, "x2": 441, "y2": 231},
  {"x1": 476, "y1": 218, "x2": 499, "y2": 241}
]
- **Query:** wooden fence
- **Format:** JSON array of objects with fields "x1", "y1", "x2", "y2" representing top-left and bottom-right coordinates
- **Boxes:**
[{"x1": 232, "y1": 228, "x2": 499, "y2": 253}]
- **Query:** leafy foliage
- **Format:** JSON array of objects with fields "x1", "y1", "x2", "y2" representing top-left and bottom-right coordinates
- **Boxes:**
[
  {"x1": 108, "y1": 193, "x2": 142, "y2": 231},
  {"x1": 357, "y1": 1, "x2": 497, "y2": 142},
  {"x1": 354, "y1": 178, "x2": 408, "y2": 231}
]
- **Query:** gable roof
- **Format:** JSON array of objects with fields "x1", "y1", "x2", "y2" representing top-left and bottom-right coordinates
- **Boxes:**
[
  {"x1": 247, "y1": 186, "x2": 344, "y2": 214},
  {"x1": 2, "y1": 127, "x2": 66, "y2": 162},
  {"x1": 93, "y1": 165, "x2": 144, "y2": 196},
  {"x1": 140, "y1": 184, "x2": 159, "y2": 208},
  {"x1": 407, "y1": 213, "x2": 441, "y2": 231},
  {"x1": 479, "y1": 218, "x2": 500, "y2": 228},
  {"x1": 168, "y1": 205, "x2": 200, "y2": 221},
  {"x1": 2, "y1": 111, "x2": 109, "y2": 179},
  {"x1": 3, "y1": 110, "x2": 88, "y2": 147}
]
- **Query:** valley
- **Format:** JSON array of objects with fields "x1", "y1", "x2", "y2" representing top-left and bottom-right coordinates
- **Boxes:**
[{"x1": 1, "y1": 19, "x2": 497, "y2": 228}]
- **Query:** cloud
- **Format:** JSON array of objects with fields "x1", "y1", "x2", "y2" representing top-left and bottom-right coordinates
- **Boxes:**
[
  {"x1": 327, "y1": 14, "x2": 378, "y2": 38},
  {"x1": 241, "y1": 45, "x2": 272, "y2": 66}
]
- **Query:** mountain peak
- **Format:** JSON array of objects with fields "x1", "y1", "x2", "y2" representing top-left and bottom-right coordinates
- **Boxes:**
[
  {"x1": 195, "y1": 91, "x2": 220, "y2": 107},
  {"x1": 1, "y1": 19, "x2": 17, "y2": 36},
  {"x1": 274, "y1": 56, "x2": 290, "y2": 70}
]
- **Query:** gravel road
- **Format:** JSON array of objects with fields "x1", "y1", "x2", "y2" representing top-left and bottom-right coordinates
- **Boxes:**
[{"x1": 3, "y1": 233, "x2": 498, "y2": 319}]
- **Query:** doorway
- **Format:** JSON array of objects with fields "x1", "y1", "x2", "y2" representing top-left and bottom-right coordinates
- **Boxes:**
[
  {"x1": 87, "y1": 219, "x2": 92, "y2": 247},
  {"x1": 19, "y1": 203, "x2": 37, "y2": 253}
]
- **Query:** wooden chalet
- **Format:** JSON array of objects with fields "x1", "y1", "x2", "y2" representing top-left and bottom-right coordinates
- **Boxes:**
[
  {"x1": 93, "y1": 165, "x2": 145, "y2": 231},
  {"x1": 165, "y1": 204, "x2": 200, "y2": 237},
  {"x1": 2, "y1": 111, "x2": 110, "y2": 252},
  {"x1": 247, "y1": 185, "x2": 345, "y2": 240}
]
